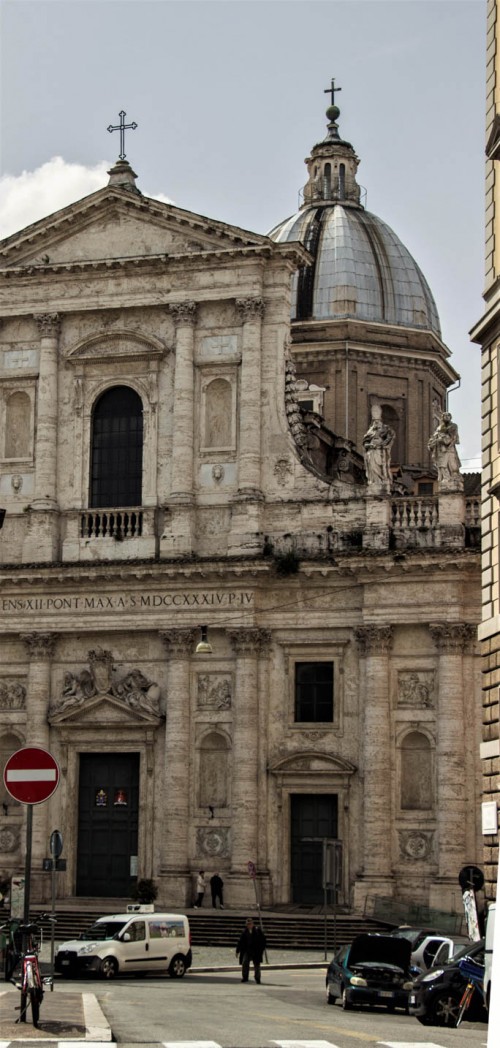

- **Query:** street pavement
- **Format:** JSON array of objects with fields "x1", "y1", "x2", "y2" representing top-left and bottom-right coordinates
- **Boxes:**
[{"x1": 0, "y1": 949, "x2": 488, "y2": 1047}]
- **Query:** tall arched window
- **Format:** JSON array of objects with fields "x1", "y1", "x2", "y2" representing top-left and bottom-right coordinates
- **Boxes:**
[{"x1": 90, "y1": 386, "x2": 143, "y2": 508}]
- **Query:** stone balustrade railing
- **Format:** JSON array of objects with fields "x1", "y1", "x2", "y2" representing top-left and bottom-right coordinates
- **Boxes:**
[
  {"x1": 80, "y1": 508, "x2": 144, "y2": 540},
  {"x1": 391, "y1": 497, "x2": 439, "y2": 532}
]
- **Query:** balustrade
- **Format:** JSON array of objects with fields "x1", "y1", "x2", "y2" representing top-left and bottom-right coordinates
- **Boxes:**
[
  {"x1": 80, "y1": 508, "x2": 144, "y2": 540},
  {"x1": 391, "y1": 496, "x2": 439, "y2": 531}
]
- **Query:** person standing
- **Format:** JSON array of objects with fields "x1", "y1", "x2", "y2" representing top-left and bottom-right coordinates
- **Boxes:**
[
  {"x1": 210, "y1": 871, "x2": 224, "y2": 909},
  {"x1": 193, "y1": 870, "x2": 205, "y2": 908},
  {"x1": 236, "y1": 917, "x2": 266, "y2": 983}
]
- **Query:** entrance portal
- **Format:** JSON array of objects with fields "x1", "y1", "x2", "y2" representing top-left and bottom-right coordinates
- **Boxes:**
[
  {"x1": 77, "y1": 753, "x2": 139, "y2": 897},
  {"x1": 291, "y1": 794, "x2": 338, "y2": 904}
]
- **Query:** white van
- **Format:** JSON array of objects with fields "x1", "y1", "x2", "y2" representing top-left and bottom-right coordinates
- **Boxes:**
[
  {"x1": 485, "y1": 901, "x2": 495, "y2": 1008},
  {"x1": 55, "y1": 910, "x2": 192, "y2": 979}
]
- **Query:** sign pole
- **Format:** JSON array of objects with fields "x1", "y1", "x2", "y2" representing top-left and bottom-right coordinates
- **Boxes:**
[{"x1": 23, "y1": 805, "x2": 33, "y2": 924}]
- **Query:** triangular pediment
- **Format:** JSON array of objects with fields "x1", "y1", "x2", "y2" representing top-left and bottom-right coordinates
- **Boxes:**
[
  {"x1": 0, "y1": 186, "x2": 269, "y2": 270},
  {"x1": 49, "y1": 691, "x2": 164, "y2": 727}
]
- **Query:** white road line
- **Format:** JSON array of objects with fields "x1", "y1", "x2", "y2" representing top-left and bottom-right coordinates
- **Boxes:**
[
  {"x1": 273, "y1": 1041, "x2": 341, "y2": 1048},
  {"x1": 162, "y1": 1042, "x2": 223, "y2": 1048},
  {"x1": 377, "y1": 1042, "x2": 450, "y2": 1048},
  {"x1": 59, "y1": 1044, "x2": 117, "y2": 1048}
]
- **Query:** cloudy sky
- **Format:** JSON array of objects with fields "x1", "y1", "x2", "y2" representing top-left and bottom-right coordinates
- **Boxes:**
[{"x1": 0, "y1": 0, "x2": 486, "y2": 465}]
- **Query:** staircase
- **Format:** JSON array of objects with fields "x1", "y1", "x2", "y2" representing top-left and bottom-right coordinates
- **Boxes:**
[{"x1": 32, "y1": 905, "x2": 392, "y2": 951}]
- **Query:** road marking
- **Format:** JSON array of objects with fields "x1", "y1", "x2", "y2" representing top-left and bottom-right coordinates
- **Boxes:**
[
  {"x1": 377, "y1": 1043, "x2": 451, "y2": 1048},
  {"x1": 163, "y1": 1042, "x2": 223, "y2": 1048},
  {"x1": 273, "y1": 1042, "x2": 341, "y2": 1048}
]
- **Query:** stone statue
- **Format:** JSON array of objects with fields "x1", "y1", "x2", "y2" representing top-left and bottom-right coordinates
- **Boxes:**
[
  {"x1": 362, "y1": 407, "x2": 395, "y2": 493},
  {"x1": 428, "y1": 411, "x2": 464, "y2": 491}
]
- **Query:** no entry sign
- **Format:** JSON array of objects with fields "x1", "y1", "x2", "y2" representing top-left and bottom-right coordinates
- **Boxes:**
[{"x1": 3, "y1": 746, "x2": 60, "y2": 805}]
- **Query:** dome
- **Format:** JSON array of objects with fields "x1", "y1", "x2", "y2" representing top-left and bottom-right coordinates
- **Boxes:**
[
  {"x1": 268, "y1": 88, "x2": 441, "y2": 337},
  {"x1": 269, "y1": 204, "x2": 441, "y2": 335}
]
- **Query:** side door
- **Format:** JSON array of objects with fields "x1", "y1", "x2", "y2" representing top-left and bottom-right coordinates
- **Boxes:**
[{"x1": 118, "y1": 920, "x2": 148, "y2": 971}]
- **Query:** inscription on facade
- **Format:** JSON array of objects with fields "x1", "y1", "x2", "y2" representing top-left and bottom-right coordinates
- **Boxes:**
[{"x1": 2, "y1": 590, "x2": 254, "y2": 615}]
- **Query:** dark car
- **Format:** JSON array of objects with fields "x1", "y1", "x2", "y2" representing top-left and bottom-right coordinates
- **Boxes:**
[
  {"x1": 408, "y1": 938, "x2": 487, "y2": 1027},
  {"x1": 326, "y1": 933, "x2": 413, "y2": 1011}
]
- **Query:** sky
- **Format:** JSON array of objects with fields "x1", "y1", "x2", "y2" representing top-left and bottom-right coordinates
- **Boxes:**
[{"x1": 0, "y1": 0, "x2": 487, "y2": 466}]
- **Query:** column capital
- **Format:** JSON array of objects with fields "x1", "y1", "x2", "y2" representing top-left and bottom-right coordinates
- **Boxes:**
[
  {"x1": 34, "y1": 313, "x2": 61, "y2": 337},
  {"x1": 227, "y1": 627, "x2": 272, "y2": 656},
  {"x1": 169, "y1": 301, "x2": 197, "y2": 327},
  {"x1": 21, "y1": 631, "x2": 59, "y2": 659},
  {"x1": 354, "y1": 625, "x2": 393, "y2": 655},
  {"x1": 159, "y1": 628, "x2": 197, "y2": 659},
  {"x1": 429, "y1": 622, "x2": 477, "y2": 653},
  {"x1": 235, "y1": 297, "x2": 265, "y2": 322}
]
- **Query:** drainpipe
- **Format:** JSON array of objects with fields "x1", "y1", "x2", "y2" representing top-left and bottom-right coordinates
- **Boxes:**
[
  {"x1": 345, "y1": 342, "x2": 349, "y2": 440},
  {"x1": 446, "y1": 377, "x2": 461, "y2": 411}
]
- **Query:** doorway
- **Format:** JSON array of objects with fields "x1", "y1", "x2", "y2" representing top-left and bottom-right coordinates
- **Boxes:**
[
  {"x1": 77, "y1": 753, "x2": 139, "y2": 897},
  {"x1": 291, "y1": 794, "x2": 338, "y2": 904}
]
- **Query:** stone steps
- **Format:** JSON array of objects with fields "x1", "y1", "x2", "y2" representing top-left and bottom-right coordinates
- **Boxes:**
[{"x1": 32, "y1": 906, "x2": 391, "y2": 949}]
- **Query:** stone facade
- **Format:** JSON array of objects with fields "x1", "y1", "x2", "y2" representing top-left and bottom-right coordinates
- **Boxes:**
[
  {"x1": 471, "y1": 0, "x2": 500, "y2": 902},
  {"x1": 0, "y1": 143, "x2": 483, "y2": 914}
]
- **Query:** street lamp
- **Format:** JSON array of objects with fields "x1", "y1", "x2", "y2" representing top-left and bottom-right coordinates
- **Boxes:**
[{"x1": 195, "y1": 625, "x2": 213, "y2": 655}]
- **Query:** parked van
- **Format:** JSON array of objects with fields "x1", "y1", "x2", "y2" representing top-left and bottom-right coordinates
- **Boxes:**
[
  {"x1": 55, "y1": 910, "x2": 192, "y2": 979},
  {"x1": 485, "y1": 901, "x2": 496, "y2": 1008}
]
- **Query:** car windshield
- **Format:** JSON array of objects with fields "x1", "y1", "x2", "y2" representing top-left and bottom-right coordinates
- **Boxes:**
[
  {"x1": 80, "y1": 921, "x2": 127, "y2": 941},
  {"x1": 448, "y1": 941, "x2": 484, "y2": 964}
]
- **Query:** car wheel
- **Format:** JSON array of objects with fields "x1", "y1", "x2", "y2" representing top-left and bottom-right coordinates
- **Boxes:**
[
  {"x1": 168, "y1": 954, "x2": 187, "y2": 978},
  {"x1": 416, "y1": 1014, "x2": 434, "y2": 1026},
  {"x1": 327, "y1": 990, "x2": 336, "y2": 1005},
  {"x1": 341, "y1": 988, "x2": 352, "y2": 1010},
  {"x1": 100, "y1": 956, "x2": 118, "y2": 979},
  {"x1": 430, "y1": 991, "x2": 461, "y2": 1026}
]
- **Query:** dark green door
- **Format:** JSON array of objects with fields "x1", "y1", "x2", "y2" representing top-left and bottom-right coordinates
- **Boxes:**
[
  {"x1": 291, "y1": 794, "x2": 338, "y2": 904},
  {"x1": 77, "y1": 753, "x2": 139, "y2": 897}
]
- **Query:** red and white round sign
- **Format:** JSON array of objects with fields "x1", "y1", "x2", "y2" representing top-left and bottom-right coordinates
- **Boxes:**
[{"x1": 3, "y1": 746, "x2": 60, "y2": 805}]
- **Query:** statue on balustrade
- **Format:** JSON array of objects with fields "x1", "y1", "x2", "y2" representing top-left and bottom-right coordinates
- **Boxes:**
[
  {"x1": 428, "y1": 411, "x2": 464, "y2": 492},
  {"x1": 362, "y1": 406, "x2": 395, "y2": 494}
]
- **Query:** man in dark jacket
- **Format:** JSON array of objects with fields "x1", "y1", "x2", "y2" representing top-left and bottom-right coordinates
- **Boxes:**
[
  {"x1": 236, "y1": 917, "x2": 266, "y2": 983},
  {"x1": 210, "y1": 871, "x2": 224, "y2": 909}
]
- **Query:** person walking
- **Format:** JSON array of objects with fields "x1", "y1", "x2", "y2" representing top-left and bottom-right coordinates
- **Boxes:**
[
  {"x1": 210, "y1": 871, "x2": 224, "y2": 909},
  {"x1": 236, "y1": 916, "x2": 266, "y2": 983},
  {"x1": 193, "y1": 870, "x2": 205, "y2": 908}
]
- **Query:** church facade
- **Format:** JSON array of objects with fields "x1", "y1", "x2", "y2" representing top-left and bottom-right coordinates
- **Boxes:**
[{"x1": 0, "y1": 99, "x2": 483, "y2": 914}]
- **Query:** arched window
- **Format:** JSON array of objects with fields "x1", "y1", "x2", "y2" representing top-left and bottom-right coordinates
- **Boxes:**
[
  {"x1": 381, "y1": 403, "x2": 404, "y2": 466},
  {"x1": 338, "y1": 163, "x2": 346, "y2": 200},
  {"x1": 323, "y1": 163, "x2": 332, "y2": 199},
  {"x1": 5, "y1": 392, "x2": 31, "y2": 458},
  {"x1": 401, "y1": 731, "x2": 433, "y2": 810},
  {"x1": 90, "y1": 386, "x2": 143, "y2": 508}
]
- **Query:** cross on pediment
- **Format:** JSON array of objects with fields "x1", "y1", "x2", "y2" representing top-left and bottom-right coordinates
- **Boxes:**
[{"x1": 107, "y1": 110, "x2": 138, "y2": 160}]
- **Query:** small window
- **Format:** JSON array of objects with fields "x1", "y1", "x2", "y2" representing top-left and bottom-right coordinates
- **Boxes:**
[
  {"x1": 418, "y1": 481, "x2": 434, "y2": 495},
  {"x1": 295, "y1": 662, "x2": 334, "y2": 722}
]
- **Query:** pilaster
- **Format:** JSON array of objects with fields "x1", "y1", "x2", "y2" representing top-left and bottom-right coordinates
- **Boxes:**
[
  {"x1": 21, "y1": 631, "x2": 59, "y2": 894},
  {"x1": 429, "y1": 622, "x2": 477, "y2": 906},
  {"x1": 353, "y1": 625, "x2": 394, "y2": 908},
  {"x1": 227, "y1": 627, "x2": 271, "y2": 905},
  {"x1": 227, "y1": 299, "x2": 265, "y2": 557},
  {"x1": 161, "y1": 303, "x2": 197, "y2": 557},
  {"x1": 158, "y1": 628, "x2": 196, "y2": 904},
  {"x1": 22, "y1": 314, "x2": 61, "y2": 563}
]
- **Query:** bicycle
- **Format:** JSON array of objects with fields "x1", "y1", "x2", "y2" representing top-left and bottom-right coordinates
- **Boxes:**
[
  {"x1": 0, "y1": 914, "x2": 54, "y2": 1027},
  {"x1": 455, "y1": 954, "x2": 486, "y2": 1028}
]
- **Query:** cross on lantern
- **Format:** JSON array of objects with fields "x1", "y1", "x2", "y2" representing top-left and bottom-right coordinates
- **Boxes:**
[
  {"x1": 324, "y1": 78, "x2": 342, "y2": 107},
  {"x1": 107, "y1": 110, "x2": 138, "y2": 160}
]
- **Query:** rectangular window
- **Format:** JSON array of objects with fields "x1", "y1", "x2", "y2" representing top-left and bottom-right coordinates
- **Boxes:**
[{"x1": 295, "y1": 661, "x2": 334, "y2": 722}]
